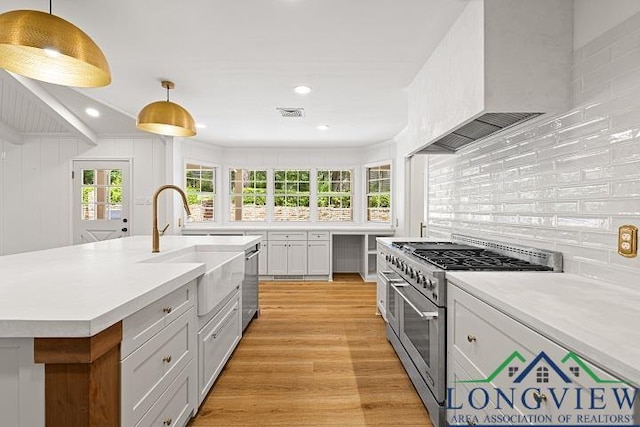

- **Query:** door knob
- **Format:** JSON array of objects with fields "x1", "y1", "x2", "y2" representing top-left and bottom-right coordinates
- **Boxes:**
[
  {"x1": 121, "y1": 228, "x2": 128, "y2": 232},
  {"x1": 122, "y1": 218, "x2": 128, "y2": 223}
]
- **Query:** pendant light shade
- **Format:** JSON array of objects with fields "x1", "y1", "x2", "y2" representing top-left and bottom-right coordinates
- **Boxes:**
[
  {"x1": 137, "y1": 81, "x2": 196, "y2": 137},
  {"x1": 0, "y1": 9, "x2": 111, "y2": 87}
]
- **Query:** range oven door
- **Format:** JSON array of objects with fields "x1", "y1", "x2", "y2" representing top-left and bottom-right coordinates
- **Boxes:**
[
  {"x1": 380, "y1": 270, "x2": 403, "y2": 336},
  {"x1": 394, "y1": 283, "x2": 446, "y2": 404}
]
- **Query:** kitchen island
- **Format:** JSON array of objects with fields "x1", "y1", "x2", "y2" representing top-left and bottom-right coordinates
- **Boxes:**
[{"x1": 0, "y1": 235, "x2": 260, "y2": 427}]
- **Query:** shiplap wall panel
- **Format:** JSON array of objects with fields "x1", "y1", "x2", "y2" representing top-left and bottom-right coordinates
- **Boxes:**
[{"x1": 0, "y1": 136, "x2": 166, "y2": 255}]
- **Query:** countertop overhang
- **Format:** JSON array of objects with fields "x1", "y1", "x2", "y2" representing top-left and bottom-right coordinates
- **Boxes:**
[
  {"x1": 447, "y1": 271, "x2": 640, "y2": 388},
  {"x1": 0, "y1": 235, "x2": 260, "y2": 338}
]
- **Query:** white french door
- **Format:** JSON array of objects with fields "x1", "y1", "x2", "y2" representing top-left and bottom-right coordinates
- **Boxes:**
[{"x1": 72, "y1": 159, "x2": 131, "y2": 244}]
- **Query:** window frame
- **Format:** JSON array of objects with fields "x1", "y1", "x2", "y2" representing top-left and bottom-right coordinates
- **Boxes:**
[
  {"x1": 228, "y1": 168, "x2": 268, "y2": 222},
  {"x1": 316, "y1": 169, "x2": 354, "y2": 222},
  {"x1": 184, "y1": 161, "x2": 218, "y2": 223},
  {"x1": 364, "y1": 161, "x2": 392, "y2": 224},
  {"x1": 273, "y1": 168, "x2": 312, "y2": 222}
]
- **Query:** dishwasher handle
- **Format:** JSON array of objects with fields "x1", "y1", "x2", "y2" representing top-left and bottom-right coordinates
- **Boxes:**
[{"x1": 245, "y1": 250, "x2": 260, "y2": 261}]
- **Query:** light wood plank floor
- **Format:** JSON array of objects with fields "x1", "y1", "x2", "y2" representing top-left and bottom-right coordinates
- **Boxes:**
[{"x1": 188, "y1": 274, "x2": 432, "y2": 426}]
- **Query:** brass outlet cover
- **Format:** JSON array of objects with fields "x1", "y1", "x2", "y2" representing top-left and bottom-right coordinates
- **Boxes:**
[{"x1": 618, "y1": 225, "x2": 638, "y2": 258}]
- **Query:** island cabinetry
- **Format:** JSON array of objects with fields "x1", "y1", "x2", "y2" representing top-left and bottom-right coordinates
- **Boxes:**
[
  {"x1": 198, "y1": 287, "x2": 241, "y2": 404},
  {"x1": 121, "y1": 281, "x2": 197, "y2": 427},
  {"x1": 267, "y1": 231, "x2": 307, "y2": 276},
  {"x1": 1, "y1": 339, "x2": 44, "y2": 427},
  {"x1": 34, "y1": 322, "x2": 122, "y2": 427},
  {"x1": 307, "y1": 232, "x2": 330, "y2": 275},
  {"x1": 447, "y1": 284, "x2": 631, "y2": 423}
]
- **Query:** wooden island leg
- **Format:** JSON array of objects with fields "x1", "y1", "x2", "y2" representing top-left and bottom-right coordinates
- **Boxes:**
[{"x1": 34, "y1": 322, "x2": 122, "y2": 427}]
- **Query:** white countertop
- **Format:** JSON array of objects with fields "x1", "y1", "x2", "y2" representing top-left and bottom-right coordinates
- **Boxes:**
[
  {"x1": 184, "y1": 224, "x2": 396, "y2": 234},
  {"x1": 0, "y1": 235, "x2": 260, "y2": 338},
  {"x1": 377, "y1": 237, "x2": 437, "y2": 245},
  {"x1": 447, "y1": 271, "x2": 640, "y2": 387}
]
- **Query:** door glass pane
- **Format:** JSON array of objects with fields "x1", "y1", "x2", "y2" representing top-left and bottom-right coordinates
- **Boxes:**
[{"x1": 81, "y1": 169, "x2": 123, "y2": 221}]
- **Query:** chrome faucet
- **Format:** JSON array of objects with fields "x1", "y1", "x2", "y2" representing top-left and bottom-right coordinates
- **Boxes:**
[{"x1": 152, "y1": 185, "x2": 191, "y2": 253}]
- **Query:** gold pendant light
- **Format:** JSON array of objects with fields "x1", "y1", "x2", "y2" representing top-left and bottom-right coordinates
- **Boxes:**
[
  {"x1": 136, "y1": 81, "x2": 196, "y2": 137},
  {"x1": 0, "y1": 1, "x2": 111, "y2": 87}
]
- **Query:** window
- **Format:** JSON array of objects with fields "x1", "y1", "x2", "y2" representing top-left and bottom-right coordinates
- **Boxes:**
[
  {"x1": 366, "y1": 163, "x2": 391, "y2": 222},
  {"x1": 317, "y1": 170, "x2": 352, "y2": 221},
  {"x1": 274, "y1": 170, "x2": 310, "y2": 221},
  {"x1": 81, "y1": 168, "x2": 122, "y2": 220},
  {"x1": 185, "y1": 163, "x2": 215, "y2": 222},
  {"x1": 229, "y1": 169, "x2": 267, "y2": 221}
]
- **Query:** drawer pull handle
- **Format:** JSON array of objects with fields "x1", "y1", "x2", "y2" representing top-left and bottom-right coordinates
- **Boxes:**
[
  {"x1": 533, "y1": 391, "x2": 547, "y2": 403},
  {"x1": 162, "y1": 307, "x2": 173, "y2": 314},
  {"x1": 163, "y1": 418, "x2": 173, "y2": 426},
  {"x1": 467, "y1": 335, "x2": 477, "y2": 343},
  {"x1": 162, "y1": 355, "x2": 172, "y2": 364}
]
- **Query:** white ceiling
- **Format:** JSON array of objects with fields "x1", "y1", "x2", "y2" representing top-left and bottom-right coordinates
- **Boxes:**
[{"x1": 0, "y1": 0, "x2": 468, "y2": 148}]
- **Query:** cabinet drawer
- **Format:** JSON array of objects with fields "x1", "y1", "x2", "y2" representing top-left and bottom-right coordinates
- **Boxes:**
[
  {"x1": 198, "y1": 293, "x2": 241, "y2": 404},
  {"x1": 122, "y1": 281, "x2": 196, "y2": 358},
  {"x1": 308, "y1": 231, "x2": 329, "y2": 241},
  {"x1": 122, "y1": 307, "x2": 196, "y2": 427},
  {"x1": 245, "y1": 231, "x2": 267, "y2": 239},
  {"x1": 267, "y1": 231, "x2": 306, "y2": 241},
  {"x1": 448, "y1": 285, "x2": 627, "y2": 389},
  {"x1": 135, "y1": 361, "x2": 197, "y2": 427}
]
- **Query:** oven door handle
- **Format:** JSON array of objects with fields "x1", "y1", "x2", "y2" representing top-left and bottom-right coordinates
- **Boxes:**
[
  {"x1": 391, "y1": 284, "x2": 439, "y2": 320},
  {"x1": 380, "y1": 271, "x2": 405, "y2": 284}
]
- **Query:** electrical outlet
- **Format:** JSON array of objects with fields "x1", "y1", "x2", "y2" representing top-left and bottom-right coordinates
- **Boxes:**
[{"x1": 618, "y1": 225, "x2": 638, "y2": 258}]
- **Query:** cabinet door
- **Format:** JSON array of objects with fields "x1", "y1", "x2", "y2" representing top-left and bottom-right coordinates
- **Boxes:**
[
  {"x1": 287, "y1": 241, "x2": 308, "y2": 275},
  {"x1": 268, "y1": 241, "x2": 288, "y2": 275},
  {"x1": 258, "y1": 245, "x2": 267, "y2": 275},
  {"x1": 307, "y1": 241, "x2": 330, "y2": 275}
]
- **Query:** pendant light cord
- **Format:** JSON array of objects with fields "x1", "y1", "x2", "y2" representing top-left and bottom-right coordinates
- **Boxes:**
[
  {"x1": 166, "y1": 86, "x2": 170, "y2": 102},
  {"x1": 49, "y1": 0, "x2": 52, "y2": 14}
]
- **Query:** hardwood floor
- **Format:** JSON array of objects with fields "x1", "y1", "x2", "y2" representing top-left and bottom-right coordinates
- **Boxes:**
[{"x1": 189, "y1": 275, "x2": 432, "y2": 426}]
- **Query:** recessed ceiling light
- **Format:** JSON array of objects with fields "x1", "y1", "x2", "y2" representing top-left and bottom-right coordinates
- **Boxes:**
[
  {"x1": 317, "y1": 124, "x2": 330, "y2": 131},
  {"x1": 85, "y1": 107, "x2": 100, "y2": 117},
  {"x1": 294, "y1": 85, "x2": 312, "y2": 95},
  {"x1": 196, "y1": 123, "x2": 207, "y2": 129}
]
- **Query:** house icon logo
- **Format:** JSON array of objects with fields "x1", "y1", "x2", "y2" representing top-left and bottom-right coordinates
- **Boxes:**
[
  {"x1": 456, "y1": 350, "x2": 626, "y2": 385},
  {"x1": 447, "y1": 349, "x2": 637, "y2": 426}
]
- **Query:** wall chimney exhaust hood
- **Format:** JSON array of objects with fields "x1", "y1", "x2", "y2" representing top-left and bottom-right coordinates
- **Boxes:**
[{"x1": 407, "y1": 0, "x2": 573, "y2": 155}]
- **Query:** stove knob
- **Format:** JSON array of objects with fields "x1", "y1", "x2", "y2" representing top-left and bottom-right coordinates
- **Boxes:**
[
  {"x1": 416, "y1": 272, "x2": 424, "y2": 284},
  {"x1": 425, "y1": 278, "x2": 433, "y2": 288},
  {"x1": 409, "y1": 268, "x2": 415, "y2": 279}
]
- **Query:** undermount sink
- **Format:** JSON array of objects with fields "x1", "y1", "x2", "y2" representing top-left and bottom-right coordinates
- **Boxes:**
[{"x1": 144, "y1": 249, "x2": 244, "y2": 315}]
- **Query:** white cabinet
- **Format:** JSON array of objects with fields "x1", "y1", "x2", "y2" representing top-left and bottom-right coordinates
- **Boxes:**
[
  {"x1": 307, "y1": 241, "x2": 330, "y2": 275},
  {"x1": 121, "y1": 281, "x2": 197, "y2": 427},
  {"x1": 0, "y1": 339, "x2": 44, "y2": 427},
  {"x1": 267, "y1": 232, "x2": 308, "y2": 275},
  {"x1": 375, "y1": 244, "x2": 387, "y2": 320},
  {"x1": 447, "y1": 284, "x2": 633, "y2": 424},
  {"x1": 198, "y1": 290, "x2": 241, "y2": 404}
]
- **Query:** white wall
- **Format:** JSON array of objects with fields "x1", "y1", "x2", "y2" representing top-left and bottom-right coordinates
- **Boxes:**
[
  {"x1": 425, "y1": 9, "x2": 640, "y2": 287},
  {"x1": 0, "y1": 135, "x2": 166, "y2": 255},
  {"x1": 574, "y1": 0, "x2": 640, "y2": 49}
]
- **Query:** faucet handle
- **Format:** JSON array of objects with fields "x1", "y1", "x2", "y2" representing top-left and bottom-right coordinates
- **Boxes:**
[{"x1": 159, "y1": 223, "x2": 170, "y2": 236}]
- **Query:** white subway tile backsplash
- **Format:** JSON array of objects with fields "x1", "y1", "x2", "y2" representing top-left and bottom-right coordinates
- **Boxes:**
[
  {"x1": 427, "y1": 15, "x2": 640, "y2": 286},
  {"x1": 582, "y1": 199, "x2": 640, "y2": 215},
  {"x1": 555, "y1": 217, "x2": 610, "y2": 230},
  {"x1": 611, "y1": 180, "x2": 640, "y2": 197},
  {"x1": 535, "y1": 201, "x2": 578, "y2": 213},
  {"x1": 555, "y1": 243, "x2": 610, "y2": 266},
  {"x1": 557, "y1": 184, "x2": 610, "y2": 199}
]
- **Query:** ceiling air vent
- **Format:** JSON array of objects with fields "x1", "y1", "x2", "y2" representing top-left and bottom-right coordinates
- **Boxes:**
[{"x1": 277, "y1": 107, "x2": 305, "y2": 118}]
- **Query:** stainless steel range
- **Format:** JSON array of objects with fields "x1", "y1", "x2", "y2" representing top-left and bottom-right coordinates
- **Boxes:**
[{"x1": 378, "y1": 234, "x2": 562, "y2": 427}]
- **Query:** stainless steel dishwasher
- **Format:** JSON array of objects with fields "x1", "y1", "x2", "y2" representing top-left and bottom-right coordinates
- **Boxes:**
[{"x1": 242, "y1": 243, "x2": 260, "y2": 331}]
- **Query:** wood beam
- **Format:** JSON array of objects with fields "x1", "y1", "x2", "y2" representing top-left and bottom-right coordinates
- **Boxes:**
[
  {"x1": 6, "y1": 71, "x2": 99, "y2": 146},
  {"x1": 0, "y1": 119, "x2": 23, "y2": 145},
  {"x1": 34, "y1": 322, "x2": 122, "y2": 427}
]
